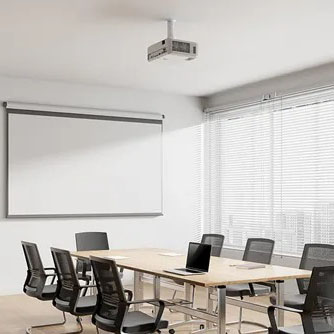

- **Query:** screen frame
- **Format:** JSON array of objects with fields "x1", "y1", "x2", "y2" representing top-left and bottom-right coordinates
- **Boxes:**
[{"x1": 5, "y1": 107, "x2": 164, "y2": 218}]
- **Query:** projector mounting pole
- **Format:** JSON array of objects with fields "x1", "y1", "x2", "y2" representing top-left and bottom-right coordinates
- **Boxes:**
[{"x1": 167, "y1": 19, "x2": 176, "y2": 39}]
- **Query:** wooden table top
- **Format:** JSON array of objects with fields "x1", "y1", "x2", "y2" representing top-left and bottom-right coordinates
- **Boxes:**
[{"x1": 71, "y1": 248, "x2": 311, "y2": 287}]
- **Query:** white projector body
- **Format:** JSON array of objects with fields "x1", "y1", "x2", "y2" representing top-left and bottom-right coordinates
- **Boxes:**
[{"x1": 147, "y1": 37, "x2": 197, "y2": 62}]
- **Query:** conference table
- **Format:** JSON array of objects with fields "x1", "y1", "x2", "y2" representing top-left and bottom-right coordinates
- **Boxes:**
[{"x1": 71, "y1": 248, "x2": 311, "y2": 334}]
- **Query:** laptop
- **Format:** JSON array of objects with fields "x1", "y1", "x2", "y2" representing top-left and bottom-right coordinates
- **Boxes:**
[{"x1": 164, "y1": 242, "x2": 211, "y2": 276}]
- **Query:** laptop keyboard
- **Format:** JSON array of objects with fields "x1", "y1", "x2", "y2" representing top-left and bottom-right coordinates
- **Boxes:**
[{"x1": 184, "y1": 269, "x2": 200, "y2": 273}]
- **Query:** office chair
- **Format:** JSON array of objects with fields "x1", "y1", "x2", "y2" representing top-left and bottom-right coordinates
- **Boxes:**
[
  {"x1": 75, "y1": 232, "x2": 109, "y2": 285},
  {"x1": 21, "y1": 241, "x2": 66, "y2": 333},
  {"x1": 76, "y1": 232, "x2": 109, "y2": 251},
  {"x1": 90, "y1": 256, "x2": 168, "y2": 334},
  {"x1": 268, "y1": 266, "x2": 334, "y2": 334},
  {"x1": 75, "y1": 232, "x2": 124, "y2": 289},
  {"x1": 226, "y1": 238, "x2": 275, "y2": 333},
  {"x1": 201, "y1": 234, "x2": 225, "y2": 257},
  {"x1": 51, "y1": 247, "x2": 97, "y2": 334},
  {"x1": 270, "y1": 243, "x2": 334, "y2": 310}
]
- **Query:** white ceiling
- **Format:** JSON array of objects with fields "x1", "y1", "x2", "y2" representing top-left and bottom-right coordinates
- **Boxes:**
[{"x1": 0, "y1": 0, "x2": 334, "y2": 96}]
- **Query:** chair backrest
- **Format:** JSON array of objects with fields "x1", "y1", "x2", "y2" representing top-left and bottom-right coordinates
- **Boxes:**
[
  {"x1": 298, "y1": 244, "x2": 334, "y2": 294},
  {"x1": 243, "y1": 238, "x2": 275, "y2": 264},
  {"x1": 21, "y1": 241, "x2": 46, "y2": 297},
  {"x1": 201, "y1": 234, "x2": 224, "y2": 257},
  {"x1": 75, "y1": 232, "x2": 109, "y2": 251},
  {"x1": 51, "y1": 247, "x2": 80, "y2": 311},
  {"x1": 75, "y1": 232, "x2": 109, "y2": 274},
  {"x1": 90, "y1": 256, "x2": 127, "y2": 334},
  {"x1": 302, "y1": 266, "x2": 334, "y2": 334}
]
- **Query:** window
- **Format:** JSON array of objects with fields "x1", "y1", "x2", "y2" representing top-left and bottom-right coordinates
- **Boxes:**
[{"x1": 204, "y1": 88, "x2": 334, "y2": 256}]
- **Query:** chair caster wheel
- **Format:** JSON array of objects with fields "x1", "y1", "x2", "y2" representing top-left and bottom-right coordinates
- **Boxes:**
[
  {"x1": 200, "y1": 325, "x2": 205, "y2": 330},
  {"x1": 169, "y1": 329, "x2": 176, "y2": 334}
]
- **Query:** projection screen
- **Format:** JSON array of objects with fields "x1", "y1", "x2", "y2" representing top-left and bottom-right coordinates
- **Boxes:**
[{"x1": 6, "y1": 102, "x2": 163, "y2": 218}]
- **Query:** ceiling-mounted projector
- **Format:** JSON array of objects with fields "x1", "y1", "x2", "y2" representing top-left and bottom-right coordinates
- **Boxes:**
[{"x1": 147, "y1": 20, "x2": 197, "y2": 62}]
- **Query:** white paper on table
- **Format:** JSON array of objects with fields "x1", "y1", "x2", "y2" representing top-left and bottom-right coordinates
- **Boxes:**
[
  {"x1": 159, "y1": 252, "x2": 182, "y2": 257},
  {"x1": 235, "y1": 263, "x2": 265, "y2": 270},
  {"x1": 104, "y1": 256, "x2": 129, "y2": 260}
]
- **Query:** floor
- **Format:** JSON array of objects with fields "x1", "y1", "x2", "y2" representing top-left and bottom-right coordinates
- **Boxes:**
[{"x1": 0, "y1": 283, "x2": 300, "y2": 334}]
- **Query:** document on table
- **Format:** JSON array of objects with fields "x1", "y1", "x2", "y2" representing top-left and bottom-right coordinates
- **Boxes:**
[
  {"x1": 159, "y1": 252, "x2": 182, "y2": 257},
  {"x1": 234, "y1": 263, "x2": 266, "y2": 270},
  {"x1": 104, "y1": 255, "x2": 129, "y2": 260}
]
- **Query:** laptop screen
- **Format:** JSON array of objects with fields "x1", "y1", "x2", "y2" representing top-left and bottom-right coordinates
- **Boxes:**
[{"x1": 186, "y1": 242, "x2": 211, "y2": 272}]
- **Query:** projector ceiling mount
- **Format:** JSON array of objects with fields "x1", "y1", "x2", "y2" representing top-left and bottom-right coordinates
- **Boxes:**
[{"x1": 147, "y1": 19, "x2": 198, "y2": 62}]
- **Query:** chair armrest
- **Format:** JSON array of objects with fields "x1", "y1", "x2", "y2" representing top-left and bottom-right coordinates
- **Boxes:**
[
  {"x1": 248, "y1": 283, "x2": 255, "y2": 296},
  {"x1": 257, "y1": 281, "x2": 276, "y2": 292},
  {"x1": 128, "y1": 299, "x2": 165, "y2": 330},
  {"x1": 268, "y1": 305, "x2": 303, "y2": 333},
  {"x1": 45, "y1": 273, "x2": 57, "y2": 284},
  {"x1": 124, "y1": 289, "x2": 133, "y2": 301},
  {"x1": 45, "y1": 273, "x2": 57, "y2": 277},
  {"x1": 79, "y1": 284, "x2": 96, "y2": 289},
  {"x1": 153, "y1": 300, "x2": 165, "y2": 330},
  {"x1": 269, "y1": 305, "x2": 303, "y2": 314}
]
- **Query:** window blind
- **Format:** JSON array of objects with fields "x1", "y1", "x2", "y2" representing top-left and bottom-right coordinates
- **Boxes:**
[{"x1": 204, "y1": 87, "x2": 334, "y2": 256}]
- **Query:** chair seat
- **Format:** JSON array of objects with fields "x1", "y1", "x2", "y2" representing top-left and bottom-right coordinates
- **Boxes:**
[
  {"x1": 277, "y1": 325, "x2": 304, "y2": 334},
  {"x1": 76, "y1": 295, "x2": 97, "y2": 314},
  {"x1": 94, "y1": 311, "x2": 168, "y2": 333},
  {"x1": 122, "y1": 311, "x2": 168, "y2": 333},
  {"x1": 270, "y1": 294, "x2": 306, "y2": 310},
  {"x1": 41, "y1": 284, "x2": 57, "y2": 299},
  {"x1": 226, "y1": 283, "x2": 271, "y2": 297},
  {"x1": 277, "y1": 320, "x2": 334, "y2": 334}
]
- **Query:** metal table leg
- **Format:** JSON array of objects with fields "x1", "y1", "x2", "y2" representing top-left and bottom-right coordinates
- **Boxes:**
[
  {"x1": 184, "y1": 283, "x2": 192, "y2": 321},
  {"x1": 275, "y1": 280, "x2": 285, "y2": 327},
  {"x1": 217, "y1": 285, "x2": 226, "y2": 334},
  {"x1": 206, "y1": 287, "x2": 214, "y2": 329},
  {"x1": 134, "y1": 271, "x2": 144, "y2": 311},
  {"x1": 153, "y1": 275, "x2": 161, "y2": 316}
]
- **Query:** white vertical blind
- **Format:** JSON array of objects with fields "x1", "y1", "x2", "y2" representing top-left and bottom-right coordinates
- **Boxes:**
[{"x1": 204, "y1": 88, "x2": 334, "y2": 255}]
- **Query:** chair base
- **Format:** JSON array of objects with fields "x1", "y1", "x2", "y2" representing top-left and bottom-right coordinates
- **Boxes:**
[
  {"x1": 192, "y1": 326, "x2": 231, "y2": 334},
  {"x1": 168, "y1": 319, "x2": 205, "y2": 330},
  {"x1": 227, "y1": 320, "x2": 268, "y2": 334},
  {"x1": 26, "y1": 312, "x2": 66, "y2": 333},
  {"x1": 26, "y1": 313, "x2": 83, "y2": 334}
]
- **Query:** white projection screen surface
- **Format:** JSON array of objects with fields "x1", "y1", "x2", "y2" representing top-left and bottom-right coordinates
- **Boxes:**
[{"x1": 7, "y1": 109, "x2": 163, "y2": 217}]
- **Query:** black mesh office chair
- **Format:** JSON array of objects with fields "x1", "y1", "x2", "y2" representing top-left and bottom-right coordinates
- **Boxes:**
[
  {"x1": 51, "y1": 247, "x2": 97, "y2": 334},
  {"x1": 75, "y1": 232, "x2": 124, "y2": 287},
  {"x1": 75, "y1": 232, "x2": 109, "y2": 283},
  {"x1": 201, "y1": 234, "x2": 225, "y2": 257},
  {"x1": 226, "y1": 238, "x2": 275, "y2": 332},
  {"x1": 90, "y1": 256, "x2": 168, "y2": 334},
  {"x1": 21, "y1": 241, "x2": 66, "y2": 333},
  {"x1": 268, "y1": 266, "x2": 334, "y2": 334},
  {"x1": 76, "y1": 232, "x2": 109, "y2": 251},
  {"x1": 270, "y1": 243, "x2": 334, "y2": 310}
]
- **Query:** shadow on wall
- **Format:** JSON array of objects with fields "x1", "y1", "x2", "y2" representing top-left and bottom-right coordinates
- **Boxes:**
[{"x1": 206, "y1": 61, "x2": 334, "y2": 108}]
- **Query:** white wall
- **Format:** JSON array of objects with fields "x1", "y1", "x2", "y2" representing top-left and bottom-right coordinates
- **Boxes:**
[
  {"x1": 0, "y1": 76, "x2": 203, "y2": 295},
  {"x1": 205, "y1": 62, "x2": 334, "y2": 109}
]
